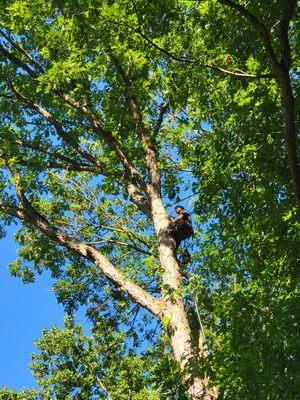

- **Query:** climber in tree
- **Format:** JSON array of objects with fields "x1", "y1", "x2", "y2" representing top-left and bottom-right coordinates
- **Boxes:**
[{"x1": 173, "y1": 205, "x2": 194, "y2": 248}]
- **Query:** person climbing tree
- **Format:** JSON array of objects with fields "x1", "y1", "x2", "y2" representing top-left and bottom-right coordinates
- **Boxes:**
[{"x1": 173, "y1": 205, "x2": 194, "y2": 248}]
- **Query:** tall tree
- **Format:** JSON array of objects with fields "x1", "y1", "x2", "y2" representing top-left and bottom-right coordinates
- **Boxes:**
[
  {"x1": 0, "y1": 1, "x2": 216, "y2": 399},
  {"x1": 136, "y1": 1, "x2": 299, "y2": 398},
  {"x1": 0, "y1": 1, "x2": 299, "y2": 399}
]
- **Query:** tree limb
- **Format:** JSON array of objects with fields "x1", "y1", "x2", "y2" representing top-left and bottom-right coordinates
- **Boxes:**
[
  {"x1": 114, "y1": 19, "x2": 275, "y2": 79},
  {"x1": 217, "y1": 1, "x2": 300, "y2": 203},
  {"x1": 0, "y1": 27, "x2": 44, "y2": 73},
  {"x1": 13, "y1": 139, "x2": 102, "y2": 173},
  {"x1": 279, "y1": 0, "x2": 297, "y2": 68},
  {"x1": 86, "y1": 238, "x2": 153, "y2": 256},
  {"x1": 277, "y1": 0, "x2": 300, "y2": 203},
  {"x1": 0, "y1": 43, "x2": 38, "y2": 78},
  {"x1": 217, "y1": 0, "x2": 280, "y2": 69},
  {"x1": 0, "y1": 195, "x2": 163, "y2": 318},
  {"x1": 6, "y1": 80, "x2": 152, "y2": 215},
  {"x1": 155, "y1": 102, "x2": 169, "y2": 133},
  {"x1": 0, "y1": 39, "x2": 145, "y2": 191},
  {"x1": 110, "y1": 53, "x2": 161, "y2": 194},
  {"x1": 58, "y1": 91, "x2": 146, "y2": 188},
  {"x1": 6, "y1": 81, "x2": 107, "y2": 172},
  {"x1": 123, "y1": 175, "x2": 152, "y2": 217}
]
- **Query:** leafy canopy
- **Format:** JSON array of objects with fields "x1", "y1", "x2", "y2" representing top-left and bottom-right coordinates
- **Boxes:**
[{"x1": 0, "y1": 1, "x2": 299, "y2": 399}]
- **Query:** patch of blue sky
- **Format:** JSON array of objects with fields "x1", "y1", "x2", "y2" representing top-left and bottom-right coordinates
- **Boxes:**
[{"x1": 0, "y1": 225, "x2": 65, "y2": 390}]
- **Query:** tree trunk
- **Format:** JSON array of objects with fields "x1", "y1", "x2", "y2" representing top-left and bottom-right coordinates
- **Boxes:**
[
  {"x1": 278, "y1": 67, "x2": 300, "y2": 204},
  {"x1": 149, "y1": 192, "x2": 218, "y2": 399},
  {"x1": 163, "y1": 296, "x2": 217, "y2": 400}
]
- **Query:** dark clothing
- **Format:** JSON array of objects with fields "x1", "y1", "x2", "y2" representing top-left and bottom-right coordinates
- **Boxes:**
[
  {"x1": 174, "y1": 221, "x2": 185, "y2": 247},
  {"x1": 174, "y1": 213, "x2": 193, "y2": 248},
  {"x1": 180, "y1": 212, "x2": 191, "y2": 222}
]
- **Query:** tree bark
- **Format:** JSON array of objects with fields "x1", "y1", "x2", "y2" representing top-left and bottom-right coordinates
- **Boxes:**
[
  {"x1": 148, "y1": 191, "x2": 218, "y2": 399},
  {"x1": 278, "y1": 67, "x2": 300, "y2": 203}
]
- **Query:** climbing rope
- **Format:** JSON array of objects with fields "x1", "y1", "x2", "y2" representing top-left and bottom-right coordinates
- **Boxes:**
[{"x1": 179, "y1": 248, "x2": 206, "y2": 342}]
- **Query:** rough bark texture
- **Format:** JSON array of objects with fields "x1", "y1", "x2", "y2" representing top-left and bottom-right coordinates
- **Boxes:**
[
  {"x1": 278, "y1": 0, "x2": 300, "y2": 203},
  {"x1": 148, "y1": 191, "x2": 218, "y2": 399},
  {"x1": 278, "y1": 68, "x2": 300, "y2": 203}
]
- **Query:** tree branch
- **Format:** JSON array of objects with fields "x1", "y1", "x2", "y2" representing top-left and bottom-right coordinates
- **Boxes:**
[
  {"x1": 277, "y1": 0, "x2": 300, "y2": 203},
  {"x1": 6, "y1": 81, "x2": 107, "y2": 172},
  {"x1": 0, "y1": 43, "x2": 143, "y2": 189},
  {"x1": 114, "y1": 19, "x2": 275, "y2": 79},
  {"x1": 58, "y1": 91, "x2": 146, "y2": 188},
  {"x1": 0, "y1": 195, "x2": 163, "y2": 317},
  {"x1": 12, "y1": 139, "x2": 101, "y2": 173},
  {"x1": 1, "y1": 161, "x2": 157, "y2": 307},
  {"x1": 110, "y1": 53, "x2": 161, "y2": 194},
  {"x1": 1, "y1": 35, "x2": 151, "y2": 213},
  {"x1": 155, "y1": 102, "x2": 169, "y2": 133},
  {"x1": 87, "y1": 238, "x2": 153, "y2": 256},
  {"x1": 7, "y1": 81, "x2": 152, "y2": 214},
  {"x1": 217, "y1": 0, "x2": 280, "y2": 69},
  {"x1": 0, "y1": 43, "x2": 38, "y2": 78},
  {"x1": 279, "y1": 0, "x2": 297, "y2": 68},
  {"x1": 217, "y1": 0, "x2": 300, "y2": 203},
  {"x1": 0, "y1": 28, "x2": 44, "y2": 73},
  {"x1": 123, "y1": 175, "x2": 152, "y2": 217}
]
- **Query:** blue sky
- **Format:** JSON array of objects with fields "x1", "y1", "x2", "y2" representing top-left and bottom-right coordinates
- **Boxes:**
[{"x1": 0, "y1": 227, "x2": 65, "y2": 390}]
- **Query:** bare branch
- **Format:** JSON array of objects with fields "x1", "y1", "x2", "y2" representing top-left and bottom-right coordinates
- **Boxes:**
[
  {"x1": 62, "y1": 176, "x2": 152, "y2": 249},
  {"x1": 86, "y1": 238, "x2": 153, "y2": 256},
  {"x1": 209, "y1": 65, "x2": 275, "y2": 78}
]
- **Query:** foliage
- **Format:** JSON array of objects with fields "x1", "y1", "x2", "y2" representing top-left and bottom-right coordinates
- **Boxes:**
[
  {"x1": 0, "y1": 1, "x2": 299, "y2": 399},
  {"x1": 29, "y1": 316, "x2": 186, "y2": 400}
]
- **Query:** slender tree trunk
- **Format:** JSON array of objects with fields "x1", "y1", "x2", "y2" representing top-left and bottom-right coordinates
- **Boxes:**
[
  {"x1": 278, "y1": 67, "x2": 300, "y2": 203},
  {"x1": 148, "y1": 191, "x2": 218, "y2": 399}
]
